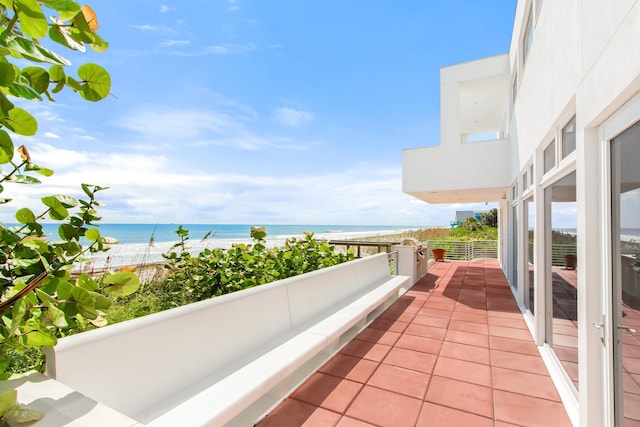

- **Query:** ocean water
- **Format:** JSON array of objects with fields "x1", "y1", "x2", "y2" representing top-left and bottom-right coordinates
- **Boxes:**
[
  {"x1": 32, "y1": 223, "x2": 425, "y2": 245},
  {"x1": 14, "y1": 223, "x2": 431, "y2": 270}
]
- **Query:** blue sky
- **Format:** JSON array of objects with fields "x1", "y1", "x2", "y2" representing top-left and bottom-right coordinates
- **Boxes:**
[{"x1": 5, "y1": 1, "x2": 516, "y2": 225}]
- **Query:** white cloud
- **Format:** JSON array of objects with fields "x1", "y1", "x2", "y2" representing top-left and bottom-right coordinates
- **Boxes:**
[
  {"x1": 0, "y1": 140, "x2": 463, "y2": 226},
  {"x1": 44, "y1": 132, "x2": 61, "y2": 139},
  {"x1": 273, "y1": 108, "x2": 314, "y2": 127},
  {"x1": 132, "y1": 24, "x2": 158, "y2": 31},
  {"x1": 114, "y1": 106, "x2": 308, "y2": 151},
  {"x1": 159, "y1": 5, "x2": 175, "y2": 13},
  {"x1": 160, "y1": 40, "x2": 191, "y2": 47}
]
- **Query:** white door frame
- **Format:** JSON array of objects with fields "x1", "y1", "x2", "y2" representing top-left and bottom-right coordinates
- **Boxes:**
[{"x1": 599, "y1": 92, "x2": 640, "y2": 427}]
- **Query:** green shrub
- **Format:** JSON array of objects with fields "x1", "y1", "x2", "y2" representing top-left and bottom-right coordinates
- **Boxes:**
[{"x1": 105, "y1": 228, "x2": 356, "y2": 323}]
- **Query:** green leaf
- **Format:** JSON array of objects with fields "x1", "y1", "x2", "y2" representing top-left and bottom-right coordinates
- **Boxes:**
[
  {"x1": 10, "y1": 299, "x2": 28, "y2": 336},
  {"x1": 0, "y1": 356, "x2": 10, "y2": 375},
  {"x1": 0, "y1": 62, "x2": 15, "y2": 86},
  {"x1": 16, "y1": 0, "x2": 49, "y2": 39},
  {"x1": 56, "y1": 280, "x2": 72, "y2": 300},
  {"x1": 0, "y1": 389, "x2": 17, "y2": 417},
  {"x1": 49, "y1": 17, "x2": 86, "y2": 52},
  {"x1": 84, "y1": 228, "x2": 100, "y2": 242},
  {"x1": 53, "y1": 194, "x2": 78, "y2": 208},
  {"x1": 10, "y1": 175, "x2": 41, "y2": 184},
  {"x1": 77, "y1": 63, "x2": 110, "y2": 101},
  {"x1": 69, "y1": 285, "x2": 93, "y2": 306},
  {"x1": 49, "y1": 64, "x2": 65, "y2": 82},
  {"x1": 3, "y1": 107, "x2": 38, "y2": 136},
  {"x1": 88, "y1": 32, "x2": 108, "y2": 53},
  {"x1": 24, "y1": 163, "x2": 54, "y2": 177},
  {"x1": 0, "y1": 130, "x2": 14, "y2": 164},
  {"x1": 21, "y1": 67, "x2": 50, "y2": 94},
  {"x1": 35, "y1": 289, "x2": 55, "y2": 305},
  {"x1": 77, "y1": 274, "x2": 98, "y2": 291},
  {"x1": 65, "y1": 76, "x2": 81, "y2": 91},
  {"x1": 44, "y1": 301, "x2": 68, "y2": 328},
  {"x1": 1, "y1": 33, "x2": 71, "y2": 66},
  {"x1": 25, "y1": 330, "x2": 57, "y2": 347},
  {"x1": 89, "y1": 291, "x2": 110, "y2": 310},
  {"x1": 3, "y1": 405, "x2": 45, "y2": 423},
  {"x1": 70, "y1": 286, "x2": 96, "y2": 319},
  {"x1": 8, "y1": 81, "x2": 42, "y2": 100},
  {"x1": 40, "y1": 0, "x2": 81, "y2": 15},
  {"x1": 15, "y1": 207, "x2": 35, "y2": 224},
  {"x1": 41, "y1": 195, "x2": 68, "y2": 219},
  {"x1": 58, "y1": 223, "x2": 78, "y2": 240},
  {"x1": 102, "y1": 272, "x2": 140, "y2": 297}
]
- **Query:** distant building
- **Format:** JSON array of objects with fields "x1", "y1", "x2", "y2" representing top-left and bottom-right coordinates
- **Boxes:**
[
  {"x1": 451, "y1": 210, "x2": 485, "y2": 228},
  {"x1": 403, "y1": 1, "x2": 640, "y2": 425}
]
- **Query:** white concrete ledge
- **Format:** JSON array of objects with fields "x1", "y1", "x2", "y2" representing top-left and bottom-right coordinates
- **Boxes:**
[
  {"x1": 0, "y1": 371, "x2": 140, "y2": 427},
  {"x1": 43, "y1": 253, "x2": 409, "y2": 426}
]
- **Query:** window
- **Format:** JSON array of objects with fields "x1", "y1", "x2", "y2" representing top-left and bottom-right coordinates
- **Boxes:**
[
  {"x1": 546, "y1": 172, "x2": 579, "y2": 391},
  {"x1": 512, "y1": 184, "x2": 519, "y2": 200},
  {"x1": 530, "y1": 164, "x2": 534, "y2": 185},
  {"x1": 522, "y1": 10, "x2": 534, "y2": 63},
  {"x1": 562, "y1": 116, "x2": 576, "y2": 158},
  {"x1": 544, "y1": 140, "x2": 556, "y2": 173},
  {"x1": 535, "y1": 0, "x2": 543, "y2": 18},
  {"x1": 523, "y1": 171, "x2": 529, "y2": 191}
]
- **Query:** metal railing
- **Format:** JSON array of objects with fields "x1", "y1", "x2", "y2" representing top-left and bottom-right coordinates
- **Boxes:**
[
  {"x1": 328, "y1": 240, "x2": 396, "y2": 258},
  {"x1": 388, "y1": 251, "x2": 399, "y2": 275},
  {"x1": 424, "y1": 240, "x2": 498, "y2": 261},
  {"x1": 528, "y1": 241, "x2": 577, "y2": 267}
]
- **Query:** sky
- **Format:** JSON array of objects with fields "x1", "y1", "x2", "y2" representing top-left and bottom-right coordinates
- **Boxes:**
[{"x1": 4, "y1": 1, "x2": 517, "y2": 225}]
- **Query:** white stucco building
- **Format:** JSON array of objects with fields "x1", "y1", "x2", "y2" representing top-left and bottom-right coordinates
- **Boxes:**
[{"x1": 403, "y1": 1, "x2": 640, "y2": 425}]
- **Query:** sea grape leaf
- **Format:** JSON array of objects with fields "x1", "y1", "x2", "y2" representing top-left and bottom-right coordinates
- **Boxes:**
[
  {"x1": 25, "y1": 164, "x2": 54, "y2": 177},
  {"x1": 53, "y1": 194, "x2": 78, "y2": 208},
  {"x1": 102, "y1": 272, "x2": 140, "y2": 297},
  {"x1": 16, "y1": 0, "x2": 49, "y2": 39},
  {"x1": 3, "y1": 107, "x2": 38, "y2": 136},
  {"x1": 1, "y1": 33, "x2": 71, "y2": 65},
  {"x1": 3, "y1": 405, "x2": 45, "y2": 423},
  {"x1": 41, "y1": 195, "x2": 68, "y2": 219},
  {"x1": 0, "y1": 62, "x2": 15, "y2": 86},
  {"x1": 10, "y1": 299, "x2": 28, "y2": 336},
  {"x1": 0, "y1": 389, "x2": 17, "y2": 416},
  {"x1": 25, "y1": 330, "x2": 57, "y2": 347},
  {"x1": 44, "y1": 301, "x2": 68, "y2": 328},
  {"x1": 8, "y1": 81, "x2": 42, "y2": 100},
  {"x1": 77, "y1": 64, "x2": 110, "y2": 101},
  {"x1": 0, "y1": 130, "x2": 14, "y2": 164},
  {"x1": 10, "y1": 175, "x2": 41, "y2": 184},
  {"x1": 77, "y1": 274, "x2": 98, "y2": 291},
  {"x1": 22, "y1": 67, "x2": 50, "y2": 94},
  {"x1": 49, "y1": 17, "x2": 86, "y2": 52},
  {"x1": 89, "y1": 291, "x2": 110, "y2": 310},
  {"x1": 84, "y1": 228, "x2": 100, "y2": 242},
  {"x1": 58, "y1": 223, "x2": 78, "y2": 240},
  {"x1": 41, "y1": 0, "x2": 80, "y2": 19},
  {"x1": 15, "y1": 207, "x2": 35, "y2": 224}
]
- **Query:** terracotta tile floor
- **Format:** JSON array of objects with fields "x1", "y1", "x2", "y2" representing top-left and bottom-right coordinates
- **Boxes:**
[{"x1": 257, "y1": 259, "x2": 572, "y2": 427}]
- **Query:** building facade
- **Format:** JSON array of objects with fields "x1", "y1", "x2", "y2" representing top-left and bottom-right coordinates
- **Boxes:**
[{"x1": 403, "y1": 1, "x2": 640, "y2": 425}]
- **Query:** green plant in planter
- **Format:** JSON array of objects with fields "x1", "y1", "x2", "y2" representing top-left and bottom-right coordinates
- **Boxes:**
[{"x1": 0, "y1": 1, "x2": 139, "y2": 422}]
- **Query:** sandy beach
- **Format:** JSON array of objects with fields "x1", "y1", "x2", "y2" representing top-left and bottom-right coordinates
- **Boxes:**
[{"x1": 74, "y1": 228, "x2": 412, "y2": 272}]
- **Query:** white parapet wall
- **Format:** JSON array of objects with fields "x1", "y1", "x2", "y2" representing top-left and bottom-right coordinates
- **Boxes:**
[{"x1": 41, "y1": 253, "x2": 409, "y2": 426}]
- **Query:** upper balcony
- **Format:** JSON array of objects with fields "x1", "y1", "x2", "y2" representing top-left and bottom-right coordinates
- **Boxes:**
[{"x1": 403, "y1": 54, "x2": 512, "y2": 204}]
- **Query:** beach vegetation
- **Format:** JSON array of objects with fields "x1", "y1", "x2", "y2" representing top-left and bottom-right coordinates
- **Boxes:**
[
  {"x1": 106, "y1": 228, "x2": 356, "y2": 322},
  {"x1": 481, "y1": 208, "x2": 498, "y2": 228},
  {"x1": 0, "y1": 1, "x2": 139, "y2": 418}
]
